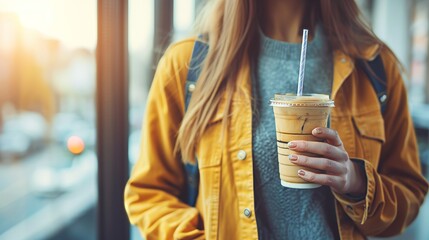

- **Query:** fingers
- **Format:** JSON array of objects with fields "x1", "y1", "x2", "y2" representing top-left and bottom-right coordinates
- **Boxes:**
[
  {"x1": 297, "y1": 169, "x2": 346, "y2": 191},
  {"x1": 288, "y1": 141, "x2": 348, "y2": 161},
  {"x1": 289, "y1": 154, "x2": 347, "y2": 175},
  {"x1": 312, "y1": 127, "x2": 343, "y2": 148}
]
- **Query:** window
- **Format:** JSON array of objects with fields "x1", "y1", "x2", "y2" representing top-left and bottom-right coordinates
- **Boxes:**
[{"x1": 0, "y1": 1, "x2": 97, "y2": 239}]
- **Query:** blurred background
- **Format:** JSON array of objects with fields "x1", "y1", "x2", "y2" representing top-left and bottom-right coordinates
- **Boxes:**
[{"x1": 0, "y1": 0, "x2": 427, "y2": 239}]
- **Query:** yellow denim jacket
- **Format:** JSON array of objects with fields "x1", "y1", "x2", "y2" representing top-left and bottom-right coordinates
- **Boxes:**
[{"x1": 124, "y1": 38, "x2": 429, "y2": 240}]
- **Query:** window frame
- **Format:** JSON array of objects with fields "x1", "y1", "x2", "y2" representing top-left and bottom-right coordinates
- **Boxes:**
[{"x1": 96, "y1": 0, "x2": 130, "y2": 239}]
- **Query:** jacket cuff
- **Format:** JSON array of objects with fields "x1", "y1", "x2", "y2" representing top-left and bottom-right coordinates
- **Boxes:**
[{"x1": 333, "y1": 158, "x2": 376, "y2": 224}]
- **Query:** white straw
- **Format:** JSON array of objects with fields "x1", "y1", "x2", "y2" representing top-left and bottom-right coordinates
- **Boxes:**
[{"x1": 297, "y1": 29, "x2": 308, "y2": 96}]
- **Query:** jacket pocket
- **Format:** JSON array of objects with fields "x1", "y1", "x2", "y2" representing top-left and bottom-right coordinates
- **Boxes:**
[{"x1": 352, "y1": 112, "x2": 385, "y2": 165}]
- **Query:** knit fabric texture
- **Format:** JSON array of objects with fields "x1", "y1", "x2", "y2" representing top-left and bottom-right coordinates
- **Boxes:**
[{"x1": 252, "y1": 26, "x2": 338, "y2": 240}]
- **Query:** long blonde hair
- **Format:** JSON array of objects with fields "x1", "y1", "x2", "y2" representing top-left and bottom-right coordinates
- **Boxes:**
[{"x1": 176, "y1": 0, "x2": 384, "y2": 162}]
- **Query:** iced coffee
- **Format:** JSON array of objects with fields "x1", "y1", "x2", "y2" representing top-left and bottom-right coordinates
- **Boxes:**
[{"x1": 270, "y1": 94, "x2": 334, "y2": 189}]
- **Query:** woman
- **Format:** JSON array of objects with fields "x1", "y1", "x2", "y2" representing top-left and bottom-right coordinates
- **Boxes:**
[{"x1": 125, "y1": 0, "x2": 428, "y2": 239}]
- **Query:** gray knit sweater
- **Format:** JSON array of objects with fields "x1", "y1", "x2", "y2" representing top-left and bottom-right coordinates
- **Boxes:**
[{"x1": 252, "y1": 26, "x2": 338, "y2": 240}]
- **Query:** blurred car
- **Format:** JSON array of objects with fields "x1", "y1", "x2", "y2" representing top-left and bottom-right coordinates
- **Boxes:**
[
  {"x1": 0, "y1": 111, "x2": 47, "y2": 160},
  {"x1": 31, "y1": 149, "x2": 97, "y2": 197}
]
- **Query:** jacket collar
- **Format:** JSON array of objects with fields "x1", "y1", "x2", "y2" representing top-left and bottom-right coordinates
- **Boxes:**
[{"x1": 331, "y1": 44, "x2": 381, "y2": 100}]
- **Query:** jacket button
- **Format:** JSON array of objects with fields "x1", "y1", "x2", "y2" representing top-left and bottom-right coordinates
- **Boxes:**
[
  {"x1": 188, "y1": 83, "x2": 196, "y2": 93},
  {"x1": 237, "y1": 150, "x2": 247, "y2": 160},
  {"x1": 243, "y1": 208, "x2": 252, "y2": 218}
]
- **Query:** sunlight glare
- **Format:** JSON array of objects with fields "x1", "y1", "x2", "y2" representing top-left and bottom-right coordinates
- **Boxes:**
[{"x1": 0, "y1": 0, "x2": 96, "y2": 49}]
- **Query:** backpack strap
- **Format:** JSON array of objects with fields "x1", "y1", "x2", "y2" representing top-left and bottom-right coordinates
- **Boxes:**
[
  {"x1": 184, "y1": 38, "x2": 209, "y2": 111},
  {"x1": 182, "y1": 36, "x2": 208, "y2": 206},
  {"x1": 357, "y1": 55, "x2": 388, "y2": 114}
]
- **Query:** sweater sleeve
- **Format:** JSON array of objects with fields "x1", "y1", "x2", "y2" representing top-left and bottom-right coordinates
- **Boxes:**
[
  {"x1": 124, "y1": 39, "x2": 205, "y2": 240},
  {"x1": 334, "y1": 49, "x2": 428, "y2": 237}
]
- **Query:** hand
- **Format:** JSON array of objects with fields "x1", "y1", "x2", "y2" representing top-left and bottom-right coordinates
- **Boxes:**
[{"x1": 287, "y1": 127, "x2": 367, "y2": 196}]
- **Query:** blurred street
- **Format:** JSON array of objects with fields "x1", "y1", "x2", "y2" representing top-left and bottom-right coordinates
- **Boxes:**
[{"x1": 0, "y1": 145, "x2": 97, "y2": 240}]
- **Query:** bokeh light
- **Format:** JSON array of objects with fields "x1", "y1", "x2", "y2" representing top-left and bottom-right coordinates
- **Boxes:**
[{"x1": 67, "y1": 135, "x2": 85, "y2": 155}]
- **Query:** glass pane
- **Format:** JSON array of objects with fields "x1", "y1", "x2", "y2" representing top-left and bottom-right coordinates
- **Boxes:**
[
  {"x1": 173, "y1": 0, "x2": 195, "y2": 41},
  {"x1": 409, "y1": 1, "x2": 429, "y2": 239},
  {"x1": 128, "y1": 0, "x2": 154, "y2": 239},
  {"x1": 0, "y1": 1, "x2": 97, "y2": 239},
  {"x1": 410, "y1": 0, "x2": 428, "y2": 104}
]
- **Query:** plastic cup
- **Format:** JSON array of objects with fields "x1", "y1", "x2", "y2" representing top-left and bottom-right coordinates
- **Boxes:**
[{"x1": 270, "y1": 94, "x2": 334, "y2": 189}]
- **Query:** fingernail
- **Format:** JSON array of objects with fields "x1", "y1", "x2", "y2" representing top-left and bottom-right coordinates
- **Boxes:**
[
  {"x1": 298, "y1": 169, "x2": 305, "y2": 176},
  {"x1": 288, "y1": 142, "x2": 297, "y2": 148},
  {"x1": 289, "y1": 155, "x2": 297, "y2": 161},
  {"x1": 313, "y1": 128, "x2": 322, "y2": 134}
]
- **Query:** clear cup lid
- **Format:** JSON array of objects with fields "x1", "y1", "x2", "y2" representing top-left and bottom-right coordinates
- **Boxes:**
[{"x1": 270, "y1": 93, "x2": 334, "y2": 107}]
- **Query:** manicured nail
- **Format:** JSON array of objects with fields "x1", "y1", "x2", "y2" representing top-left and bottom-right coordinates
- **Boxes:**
[
  {"x1": 313, "y1": 128, "x2": 322, "y2": 134},
  {"x1": 298, "y1": 169, "x2": 306, "y2": 176},
  {"x1": 288, "y1": 142, "x2": 297, "y2": 148},
  {"x1": 289, "y1": 155, "x2": 298, "y2": 161}
]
